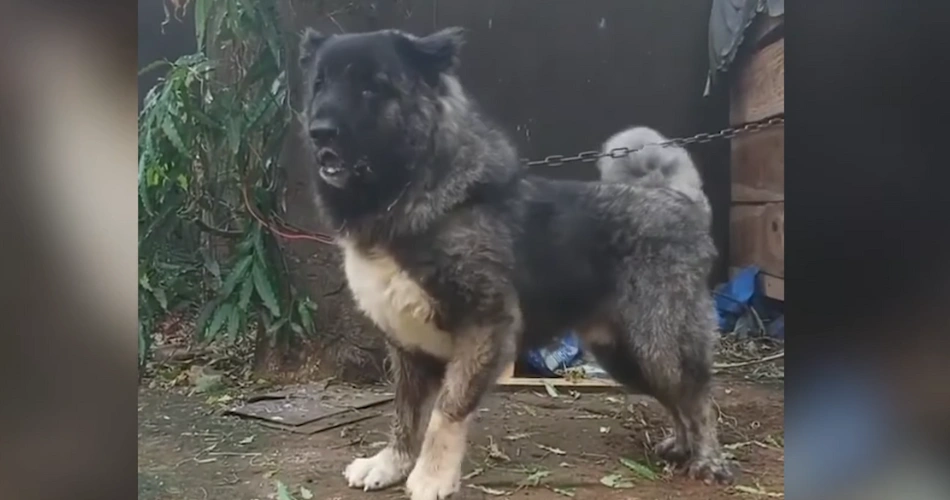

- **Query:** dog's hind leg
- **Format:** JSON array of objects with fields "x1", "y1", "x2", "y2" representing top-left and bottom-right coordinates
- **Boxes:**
[
  {"x1": 580, "y1": 326, "x2": 694, "y2": 465},
  {"x1": 404, "y1": 311, "x2": 519, "y2": 500},
  {"x1": 580, "y1": 275, "x2": 733, "y2": 485},
  {"x1": 669, "y1": 290, "x2": 734, "y2": 484},
  {"x1": 345, "y1": 344, "x2": 443, "y2": 491}
]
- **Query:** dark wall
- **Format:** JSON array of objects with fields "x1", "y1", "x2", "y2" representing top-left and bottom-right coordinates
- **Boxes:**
[
  {"x1": 138, "y1": 0, "x2": 197, "y2": 110},
  {"x1": 280, "y1": 0, "x2": 731, "y2": 282}
]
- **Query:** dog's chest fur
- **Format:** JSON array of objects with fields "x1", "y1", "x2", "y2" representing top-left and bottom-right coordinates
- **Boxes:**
[{"x1": 340, "y1": 241, "x2": 454, "y2": 360}]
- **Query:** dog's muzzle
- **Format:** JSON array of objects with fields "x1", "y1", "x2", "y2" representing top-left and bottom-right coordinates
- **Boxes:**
[{"x1": 317, "y1": 148, "x2": 349, "y2": 188}]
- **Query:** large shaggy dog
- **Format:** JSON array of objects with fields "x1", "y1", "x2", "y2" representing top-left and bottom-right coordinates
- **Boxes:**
[{"x1": 298, "y1": 27, "x2": 732, "y2": 500}]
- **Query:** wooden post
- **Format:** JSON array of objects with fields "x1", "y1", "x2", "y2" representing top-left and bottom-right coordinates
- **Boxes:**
[{"x1": 729, "y1": 20, "x2": 785, "y2": 301}]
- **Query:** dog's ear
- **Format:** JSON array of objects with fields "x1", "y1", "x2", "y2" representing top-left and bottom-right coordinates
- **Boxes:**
[
  {"x1": 395, "y1": 27, "x2": 466, "y2": 84},
  {"x1": 299, "y1": 28, "x2": 329, "y2": 68}
]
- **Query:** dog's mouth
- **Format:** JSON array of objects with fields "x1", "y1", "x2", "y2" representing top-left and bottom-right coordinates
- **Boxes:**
[{"x1": 317, "y1": 148, "x2": 349, "y2": 188}]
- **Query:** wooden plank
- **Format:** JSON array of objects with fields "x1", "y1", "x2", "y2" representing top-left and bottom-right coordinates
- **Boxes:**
[
  {"x1": 731, "y1": 123, "x2": 784, "y2": 202},
  {"x1": 730, "y1": 203, "x2": 784, "y2": 278},
  {"x1": 761, "y1": 273, "x2": 784, "y2": 301},
  {"x1": 497, "y1": 376, "x2": 620, "y2": 390},
  {"x1": 729, "y1": 267, "x2": 785, "y2": 302},
  {"x1": 730, "y1": 38, "x2": 784, "y2": 125},
  {"x1": 496, "y1": 360, "x2": 619, "y2": 390}
]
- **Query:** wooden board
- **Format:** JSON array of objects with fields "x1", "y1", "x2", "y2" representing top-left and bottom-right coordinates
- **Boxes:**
[
  {"x1": 496, "y1": 361, "x2": 619, "y2": 389},
  {"x1": 730, "y1": 266, "x2": 785, "y2": 302},
  {"x1": 731, "y1": 123, "x2": 784, "y2": 202},
  {"x1": 730, "y1": 203, "x2": 784, "y2": 278},
  {"x1": 761, "y1": 273, "x2": 784, "y2": 301},
  {"x1": 730, "y1": 37, "x2": 784, "y2": 125},
  {"x1": 497, "y1": 377, "x2": 620, "y2": 390}
]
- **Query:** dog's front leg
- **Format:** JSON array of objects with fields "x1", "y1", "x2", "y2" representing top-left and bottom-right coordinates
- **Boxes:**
[
  {"x1": 405, "y1": 317, "x2": 518, "y2": 500},
  {"x1": 345, "y1": 344, "x2": 442, "y2": 491}
]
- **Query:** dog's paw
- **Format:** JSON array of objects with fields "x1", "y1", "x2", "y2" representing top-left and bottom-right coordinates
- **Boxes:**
[
  {"x1": 343, "y1": 447, "x2": 412, "y2": 491},
  {"x1": 654, "y1": 435, "x2": 690, "y2": 465},
  {"x1": 405, "y1": 460, "x2": 461, "y2": 500},
  {"x1": 686, "y1": 454, "x2": 735, "y2": 485}
]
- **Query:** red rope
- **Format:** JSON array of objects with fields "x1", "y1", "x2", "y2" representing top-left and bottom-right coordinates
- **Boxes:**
[{"x1": 241, "y1": 183, "x2": 335, "y2": 245}]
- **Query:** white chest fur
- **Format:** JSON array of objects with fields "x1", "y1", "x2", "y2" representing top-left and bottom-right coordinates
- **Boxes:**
[{"x1": 341, "y1": 242, "x2": 454, "y2": 360}]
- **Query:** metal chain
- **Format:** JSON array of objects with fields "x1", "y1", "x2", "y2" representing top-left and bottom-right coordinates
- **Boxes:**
[{"x1": 520, "y1": 115, "x2": 785, "y2": 167}]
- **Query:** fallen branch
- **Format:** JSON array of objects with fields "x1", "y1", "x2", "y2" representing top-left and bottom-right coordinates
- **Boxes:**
[{"x1": 713, "y1": 352, "x2": 784, "y2": 371}]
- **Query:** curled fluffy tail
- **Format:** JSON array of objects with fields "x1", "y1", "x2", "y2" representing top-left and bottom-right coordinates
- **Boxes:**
[{"x1": 596, "y1": 126, "x2": 708, "y2": 208}]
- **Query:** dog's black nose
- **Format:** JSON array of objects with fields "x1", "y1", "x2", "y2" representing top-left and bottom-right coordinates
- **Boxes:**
[{"x1": 308, "y1": 119, "x2": 338, "y2": 142}]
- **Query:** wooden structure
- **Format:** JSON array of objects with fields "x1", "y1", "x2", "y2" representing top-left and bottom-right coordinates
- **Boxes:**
[
  {"x1": 728, "y1": 15, "x2": 785, "y2": 301},
  {"x1": 497, "y1": 361, "x2": 619, "y2": 389}
]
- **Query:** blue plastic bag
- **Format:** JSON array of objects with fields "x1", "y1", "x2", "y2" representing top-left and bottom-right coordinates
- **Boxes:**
[
  {"x1": 524, "y1": 331, "x2": 583, "y2": 377},
  {"x1": 713, "y1": 265, "x2": 759, "y2": 332}
]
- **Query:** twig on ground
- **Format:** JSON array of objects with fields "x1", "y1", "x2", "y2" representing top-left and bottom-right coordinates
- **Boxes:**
[
  {"x1": 713, "y1": 352, "x2": 784, "y2": 371},
  {"x1": 207, "y1": 451, "x2": 263, "y2": 457}
]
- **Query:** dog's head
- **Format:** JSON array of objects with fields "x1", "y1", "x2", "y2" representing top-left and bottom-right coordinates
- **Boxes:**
[{"x1": 298, "y1": 27, "x2": 466, "y2": 191}]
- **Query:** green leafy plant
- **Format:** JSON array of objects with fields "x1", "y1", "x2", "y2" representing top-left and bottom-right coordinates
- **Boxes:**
[{"x1": 138, "y1": 0, "x2": 315, "y2": 367}]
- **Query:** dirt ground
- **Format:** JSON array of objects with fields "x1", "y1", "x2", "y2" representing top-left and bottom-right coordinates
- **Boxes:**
[{"x1": 138, "y1": 373, "x2": 783, "y2": 500}]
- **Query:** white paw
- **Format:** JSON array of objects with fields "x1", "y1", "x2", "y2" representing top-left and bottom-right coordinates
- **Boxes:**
[
  {"x1": 405, "y1": 460, "x2": 461, "y2": 500},
  {"x1": 343, "y1": 447, "x2": 411, "y2": 491}
]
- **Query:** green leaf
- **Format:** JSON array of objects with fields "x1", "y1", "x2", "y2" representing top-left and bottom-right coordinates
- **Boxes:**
[
  {"x1": 289, "y1": 321, "x2": 304, "y2": 337},
  {"x1": 138, "y1": 59, "x2": 170, "y2": 76},
  {"x1": 297, "y1": 300, "x2": 314, "y2": 335},
  {"x1": 252, "y1": 223, "x2": 267, "y2": 264},
  {"x1": 238, "y1": 275, "x2": 254, "y2": 311},
  {"x1": 151, "y1": 287, "x2": 169, "y2": 311},
  {"x1": 201, "y1": 249, "x2": 222, "y2": 285},
  {"x1": 266, "y1": 317, "x2": 289, "y2": 335},
  {"x1": 519, "y1": 469, "x2": 551, "y2": 487},
  {"x1": 161, "y1": 117, "x2": 189, "y2": 157},
  {"x1": 274, "y1": 481, "x2": 296, "y2": 500},
  {"x1": 194, "y1": 0, "x2": 210, "y2": 50},
  {"x1": 189, "y1": 106, "x2": 219, "y2": 130},
  {"x1": 138, "y1": 146, "x2": 155, "y2": 215},
  {"x1": 235, "y1": 233, "x2": 254, "y2": 254},
  {"x1": 138, "y1": 320, "x2": 152, "y2": 367},
  {"x1": 194, "y1": 299, "x2": 220, "y2": 338},
  {"x1": 252, "y1": 263, "x2": 280, "y2": 317},
  {"x1": 226, "y1": 303, "x2": 241, "y2": 342},
  {"x1": 139, "y1": 273, "x2": 153, "y2": 291},
  {"x1": 206, "y1": 303, "x2": 232, "y2": 341},
  {"x1": 208, "y1": 2, "x2": 228, "y2": 48},
  {"x1": 618, "y1": 457, "x2": 659, "y2": 481},
  {"x1": 599, "y1": 474, "x2": 633, "y2": 489},
  {"x1": 226, "y1": 114, "x2": 242, "y2": 155},
  {"x1": 220, "y1": 255, "x2": 253, "y2": 297}
]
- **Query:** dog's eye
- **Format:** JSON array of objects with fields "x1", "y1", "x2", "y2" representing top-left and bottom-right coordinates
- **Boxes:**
[{"x1": 313, "y1": 73, "x2": 325, "y2": 90}]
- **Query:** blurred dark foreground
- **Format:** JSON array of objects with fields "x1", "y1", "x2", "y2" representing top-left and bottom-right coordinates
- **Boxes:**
[{"x1": 0, "y1": 1, "x2": 948, "y2": 499}]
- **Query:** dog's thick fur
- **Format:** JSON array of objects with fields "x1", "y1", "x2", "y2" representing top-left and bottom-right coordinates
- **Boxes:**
[
  {"x1": 597, "y1": 126, "x2": 710, "y2": 211},
  {"x1": 298, "y1": 27, "x2": 732, "y2": 499}
]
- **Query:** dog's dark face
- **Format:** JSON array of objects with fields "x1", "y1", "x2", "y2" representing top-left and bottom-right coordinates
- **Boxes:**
[{"x1": 298, "y1": 27, "x2": 465, "y2": 192}]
